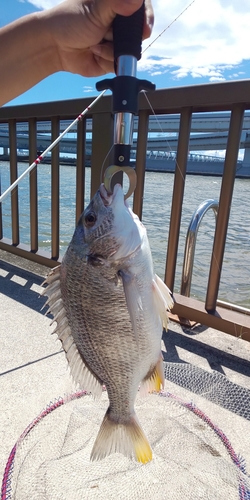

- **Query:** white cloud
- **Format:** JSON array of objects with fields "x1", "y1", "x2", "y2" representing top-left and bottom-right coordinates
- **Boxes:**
[
  {"x1": 25, "y1": 0, "x2": 250, "y2": 81},
  {"x1": 209, "y1": 76, "x2": 226, "y2": 82},
  {"x1": 83, "y1": 86, "x2": 94, "y2": 93},
  {"x1": 140, "y1": 0, "x2": 250, "y2": 80},
  {"x1": 151, "y1": 71, "x2": 164, "y2": 76}
]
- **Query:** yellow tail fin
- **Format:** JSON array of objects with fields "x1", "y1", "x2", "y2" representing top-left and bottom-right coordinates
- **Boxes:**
[{"x1": 90, "y1": 410, "x2": 152, "y2": 464}]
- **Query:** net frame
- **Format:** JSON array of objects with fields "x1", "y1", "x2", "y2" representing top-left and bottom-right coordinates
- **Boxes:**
[{"x1": 2, "y1": 388, "x2": 250, "y2": 500}]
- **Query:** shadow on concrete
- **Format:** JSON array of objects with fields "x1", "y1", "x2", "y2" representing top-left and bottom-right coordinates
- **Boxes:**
[
  {"x1": 1, "y1": 258, "x2": 250, "y2": 421},
  {"x1": 0, "y1": 259, "x2": 48, "y2": 314},
  {"x1": 163, "y1": 327, "x2": 250, "y2": 377},
  {"x1": 0, "y1": 350, "x2": 63, "y2": 377}
]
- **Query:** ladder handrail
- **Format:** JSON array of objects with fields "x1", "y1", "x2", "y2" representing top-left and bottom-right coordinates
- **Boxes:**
[{"x1": 180, "y1": 199, "x2": 218, "y2": 297}]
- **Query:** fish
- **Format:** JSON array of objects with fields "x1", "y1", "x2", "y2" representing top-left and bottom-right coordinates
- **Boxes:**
[{"x1": 43, "y1": 183, "x2": 173, "y2": 464}]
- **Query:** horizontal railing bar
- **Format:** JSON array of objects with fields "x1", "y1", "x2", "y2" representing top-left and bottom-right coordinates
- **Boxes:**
[
  {"x1": 140, "y1": 80, "x2": 250, "y2": 114},
  {"x1": 1, "y1": 232, "x2": 248, "y2": 339},
  {"x1": 173, "y1": 293, "x2": 250, "y2": 341},
  {"x1": 1, "y1": 80, "x2": 250, "y2": 121},
  {"x1": 0, "y1": 238, "x2": 60, "y2": 268}
]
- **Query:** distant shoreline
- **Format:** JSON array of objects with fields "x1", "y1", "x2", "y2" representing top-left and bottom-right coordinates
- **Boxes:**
[{"x1": 1, "y1": 154, "x2": 249, "y2": 178}]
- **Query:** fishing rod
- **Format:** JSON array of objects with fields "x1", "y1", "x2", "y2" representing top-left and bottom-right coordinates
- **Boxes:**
[
  {"x1": 0, "y1": 91, "x2": 106, "y2": 204},
  {"x1": 0, "y1": 0, "x2": 196, "y2": 204}
]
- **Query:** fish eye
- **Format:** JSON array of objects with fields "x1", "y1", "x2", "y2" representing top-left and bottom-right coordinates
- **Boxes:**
[{"x1": 84, "y1": 212, "x2": 97, "y2": 228}]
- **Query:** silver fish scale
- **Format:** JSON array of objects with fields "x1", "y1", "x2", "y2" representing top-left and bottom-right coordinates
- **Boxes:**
[{"x1": 60, "y1": 243, "x2": 160, "y2": 421}]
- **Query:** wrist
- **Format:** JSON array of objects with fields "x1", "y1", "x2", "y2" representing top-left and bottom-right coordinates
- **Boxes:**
[{"x1": 34, "y1": 10, "x2": 62, "y2": 75}]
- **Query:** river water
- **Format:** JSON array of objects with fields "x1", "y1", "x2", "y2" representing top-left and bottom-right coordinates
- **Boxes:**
[{"x1": 0, "y1": 161, "x2": 249, "y2": 308}]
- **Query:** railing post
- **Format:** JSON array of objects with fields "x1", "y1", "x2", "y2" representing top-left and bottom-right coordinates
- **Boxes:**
[
  {"x1": 165, "y1": 107, "x2": 192, "y2": 291},
  {"x1": 75, "y1": 118, "x2": 86, "y2": 222},
  {"x1": 133, "y1": 110, "x2": 149, "y2": 219},
  {"x1": 51, "y1": 117, "x2": 60, "y2": 260},
  {"x1": 205, "y1": 105, "x2": 244, "y2": 312},
  {"x1": 29, "y1": 117, "x2": 38, "y2": 252},
  {"x1": 9, "y1": 119, "x2": 19, "y2": 246},
  {"x1": 0, "y1": 175, "x2": 2, "y2": 240},
  {"x1": 91, "y1": 112, "x2": 113, "y2": 198}
]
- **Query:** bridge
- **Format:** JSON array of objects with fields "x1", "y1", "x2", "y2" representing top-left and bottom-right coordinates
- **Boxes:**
[{"x1": 0, "y1": 111, "x2": 250, "y2": 176}]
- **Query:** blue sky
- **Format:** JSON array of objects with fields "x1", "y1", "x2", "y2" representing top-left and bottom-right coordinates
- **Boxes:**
[{"x1": 1, "y1": 0, "x2": 250, "y2": 106}]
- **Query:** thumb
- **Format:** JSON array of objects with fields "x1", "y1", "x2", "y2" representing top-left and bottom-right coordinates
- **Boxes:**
[
  {"x1": 110, "y1": 0, "x2": 144, "y2": 17},
  {"x1": 98, "y1": 0, "x2": 154, "y2": 38}
]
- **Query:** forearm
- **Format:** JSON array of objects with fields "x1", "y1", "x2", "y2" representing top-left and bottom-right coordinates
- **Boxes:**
[
  {"x1": 0, "y1": 0, "x2": 153, "y2": 106},
  {"x1": 0, "y1": 11, "x2": 60, "y2": 106}
]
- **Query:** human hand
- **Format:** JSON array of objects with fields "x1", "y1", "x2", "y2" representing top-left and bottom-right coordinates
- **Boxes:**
[{"x1": 41, "y1": 0, "x2": 154, "y2": 77}]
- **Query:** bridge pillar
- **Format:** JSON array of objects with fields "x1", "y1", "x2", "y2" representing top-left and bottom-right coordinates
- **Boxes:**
[
  {"x1": 237, "y1": 148, "x2": 250, "y2": 177},
  {"x1": 3, "y1": 147, "x2": 8, "y2": 155},
  {"x1": 243, "y1": 147, "x2": 250, "y2": 165}
]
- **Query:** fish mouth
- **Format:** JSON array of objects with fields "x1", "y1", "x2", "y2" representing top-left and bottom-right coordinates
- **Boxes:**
[{"x1": 99, "y1": 183, "x2": 124, "y2": 207}]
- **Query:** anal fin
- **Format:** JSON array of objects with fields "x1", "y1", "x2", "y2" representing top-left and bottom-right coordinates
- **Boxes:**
[{"x1": 140, "y1": 355, "x2": 165, "y2": 395}]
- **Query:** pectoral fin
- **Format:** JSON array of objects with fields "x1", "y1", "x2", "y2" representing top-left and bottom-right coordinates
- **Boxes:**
[
  {"x1": 152, "y1": 274, "x2": 174, "y2": 330},
  {"x1": 119, "y1": 270, "x2": 142, "y2": 342}
]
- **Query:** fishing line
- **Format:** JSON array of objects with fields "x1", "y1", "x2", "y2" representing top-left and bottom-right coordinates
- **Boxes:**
[
  {"x1": 142, "y1": 0, "x2": 196, "y2": 55},
  {"x1": 141, "y1": 0, "x2": 239, "y2": 319},
  {"x1": 0, "y1": 1, "x2": 197, "y2": 203},
  {"x1": 142, "y1": 91, "x2": 185, "y2": 183},
  {"x1": 143, "y1": 83, "x2": 225, "y2": 304},
  {"x1": 140, "y1": 0, "x2": 198, "y2": 182},
  {"x1": 100, "y1": 143, "x2": 114, "y2": 185}
]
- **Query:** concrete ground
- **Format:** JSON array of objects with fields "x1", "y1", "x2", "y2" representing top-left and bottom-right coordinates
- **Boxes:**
[{"x1": 1, "y1": 249, "x2": 250, "y2": 494}]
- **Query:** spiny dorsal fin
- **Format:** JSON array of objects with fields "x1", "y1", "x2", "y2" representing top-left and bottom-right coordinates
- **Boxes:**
[
  {"x1": 43, "y1": 267, "x2": 102, "y2": 399},
  {"x1": 42, "y1": 265, "x2": 61, "y2": 286}
]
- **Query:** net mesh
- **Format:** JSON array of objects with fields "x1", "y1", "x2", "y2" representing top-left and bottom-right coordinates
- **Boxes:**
[{"x1": 2, "y1": 363, "x2": 250, "y2": 500}]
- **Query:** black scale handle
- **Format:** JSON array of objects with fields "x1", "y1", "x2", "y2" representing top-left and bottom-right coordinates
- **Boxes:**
[{"x1": 113, "y1": 1, "x2": 145, "y2": 68}]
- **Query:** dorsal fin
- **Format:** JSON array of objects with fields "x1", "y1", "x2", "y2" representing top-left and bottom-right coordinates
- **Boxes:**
[{"x1": 43, "y1": 267, "x2": 102, "y2": 399}]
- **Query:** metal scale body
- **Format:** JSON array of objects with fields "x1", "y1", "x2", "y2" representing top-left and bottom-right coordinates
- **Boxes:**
[{"x1": 96, "y1": 2, "x2": 155, "y2": 199}]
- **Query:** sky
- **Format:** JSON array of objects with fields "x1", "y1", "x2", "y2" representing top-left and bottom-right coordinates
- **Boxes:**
[{"x1": 1, "y1": 0, "x2": 250, "y2": 106}]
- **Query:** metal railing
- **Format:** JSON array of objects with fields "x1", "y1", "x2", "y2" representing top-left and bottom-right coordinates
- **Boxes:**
[
  {"x1": 0, "y1": 79, "x2": 250, "y2": 339},
  {"x1": 180, "y1": 199, "x2": 218, "y2": 298}
]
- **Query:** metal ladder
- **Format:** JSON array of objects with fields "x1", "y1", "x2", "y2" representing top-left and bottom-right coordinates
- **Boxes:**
[{"x1": 180, "y1": 199, "x2": 218, "y2": 297}]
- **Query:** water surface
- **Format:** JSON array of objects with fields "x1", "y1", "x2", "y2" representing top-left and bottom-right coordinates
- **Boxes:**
[{"x1": 0, "y1": 161, "x2": 249, "y2": 307}]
